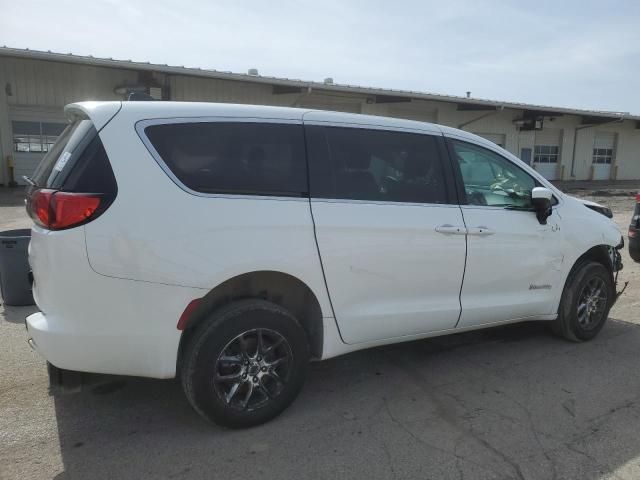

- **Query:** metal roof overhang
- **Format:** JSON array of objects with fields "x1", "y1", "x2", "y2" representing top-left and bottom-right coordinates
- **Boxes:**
[{"x1": 1, "y1": 46, "x2": 637, "y2": 122}]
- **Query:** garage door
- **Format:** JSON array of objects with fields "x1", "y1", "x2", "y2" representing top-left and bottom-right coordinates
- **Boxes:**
[
  {"x1": 475, "y1": 133, "x2": 506, "y2": 148},
  {"x1": 592, "y1": 132, "x2": 616, "y2": 181},
  {"x1": 533, "y1": 130, "x2": 562, "y2": 180},
  {"x1": 9, "y1": 107, "x2": 67, "y2": 185}
]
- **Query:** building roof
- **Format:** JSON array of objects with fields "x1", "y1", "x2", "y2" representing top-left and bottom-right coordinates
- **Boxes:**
[{"x1": 2, "y1": 46, "x2": 639, "y2": 122}]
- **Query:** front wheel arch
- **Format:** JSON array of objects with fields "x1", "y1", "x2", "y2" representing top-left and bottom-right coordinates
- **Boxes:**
[
  {"x1": 572, "y1": 245, "x2": 616, "y2": 277},
  {"x1": 552, "y1": 245, "x2": 614, "y2": 316},
  {"x1": 553, "y1": 248, "x2": 616, "y2": 341}
]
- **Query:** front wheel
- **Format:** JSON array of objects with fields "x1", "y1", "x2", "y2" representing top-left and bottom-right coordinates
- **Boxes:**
[
  {"x1": 552, "y1": 261, "x2": 614, "y2": 342},
  {"x1": 181, "y1": 299, "x2": 309, "y2": 428}
]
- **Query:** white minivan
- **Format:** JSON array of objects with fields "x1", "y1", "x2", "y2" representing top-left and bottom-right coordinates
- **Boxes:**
[{"x1": 25, "y1": 101, "x2": 623, "y2": 428}]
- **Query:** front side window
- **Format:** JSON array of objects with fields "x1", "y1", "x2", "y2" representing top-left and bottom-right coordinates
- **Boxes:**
[
  {"x1": 452, "y1": 140, "x2": 535, "y2": 208},
  {"x1": 306, "y1": 126, "x2": 448, "y2": 204},
  {"x1": 144, "y1": 122, "x2": 307, "y2": 197}
]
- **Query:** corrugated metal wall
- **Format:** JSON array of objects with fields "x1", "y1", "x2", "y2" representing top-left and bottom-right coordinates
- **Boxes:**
[
  {"x1": 385, "y1": 102, "x2": 436, "y2": 122},
  {"x1": 169, "y1": 75, "x2": 275, "y2": 104},
  {"x1": 1, "y1": 55, "x2": 639, "y2": 184},
  {"x1": 1, "y1": 57, "x2": 137, "y2": 106},
  {"x1": 0, "y1": 58, "x2": 142, "y2": 184}
]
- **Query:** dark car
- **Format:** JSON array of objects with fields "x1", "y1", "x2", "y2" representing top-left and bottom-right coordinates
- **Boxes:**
[{"x1": 629, "y1": 194, "x2": 640, "y2": 262}]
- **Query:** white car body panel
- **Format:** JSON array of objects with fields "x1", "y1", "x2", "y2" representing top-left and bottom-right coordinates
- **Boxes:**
[
  {"x1": 27, "y1": 225, "x2": 200, "y2": 378},
  {"x1": 546, "y1": 194, "x2": 622, "y2": 310},
  {"x1": 25, "y1": 102, "x2": 622, "y2": 380},
  {"x1": 311, "y1": 200, "x2": 466, "y2": 344},
  {"x1": 456, "y1": 205, "x2": 565, "y2": 327},
  {"x1": 303, "y1": 112, "x2": 466, "y2": 344},
  {"x1": 83, "y1": 106, "x2": 333, "y2": 317},
  {"x1": 64, "y1": 101, "x2": 122, "y2": 130}
]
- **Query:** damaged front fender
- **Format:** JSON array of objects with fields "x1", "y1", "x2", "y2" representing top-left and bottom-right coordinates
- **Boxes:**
[{"x1": 610, "y1": 238, "x2": 629, "y2": 304}]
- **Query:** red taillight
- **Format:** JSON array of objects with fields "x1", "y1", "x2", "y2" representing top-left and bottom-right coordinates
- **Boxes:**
[
  {"x1": 636, "y1": 193, "x2": 640, "y2": 203},
  {"x1": 177, "y1": 298, "x2": 202, "y2": 330},
  {"x1": 28, "y1": 189, "x2": 101, "y2": 230},
  {"x1": 31, "y1": 189, "x2": 55, "y2": 226},
  {"x1": 630, "y1": 228, "x2": 638, "y2": 238}
]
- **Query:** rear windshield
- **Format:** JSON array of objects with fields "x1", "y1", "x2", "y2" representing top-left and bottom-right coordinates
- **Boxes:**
[
  {"x1": 31, "y1": 119, "x2": 96, "y2": 188},
  {"x1": 143, "y1": 122, "x2": 308, "y2": 197}
]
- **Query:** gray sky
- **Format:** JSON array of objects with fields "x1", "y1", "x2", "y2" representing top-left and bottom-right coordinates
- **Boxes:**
[{"x1": 3, "y1": 0, "x2": 640, "y2": 113}]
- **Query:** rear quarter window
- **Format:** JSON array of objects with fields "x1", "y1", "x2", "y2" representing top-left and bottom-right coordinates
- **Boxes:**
[
  {"x1": 31, "y1": 119, "x2": 95, "y2": 188},
  {"x1": 142, "y1": 122, "x2": 308, "y2": 197}
]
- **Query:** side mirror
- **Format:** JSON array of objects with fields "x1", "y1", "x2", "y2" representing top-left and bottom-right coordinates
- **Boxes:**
[{"x1": 531, "y1": 187, "x2": 553, "y2": 225}]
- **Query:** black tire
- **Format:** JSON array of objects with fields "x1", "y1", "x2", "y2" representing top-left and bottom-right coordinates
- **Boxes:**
[
  {"x1": 181, "y1": 299, "x2": 309, "y2": 428},
  {"x1": 551, "y1": 261, "x2": 614, "y2": 342}
]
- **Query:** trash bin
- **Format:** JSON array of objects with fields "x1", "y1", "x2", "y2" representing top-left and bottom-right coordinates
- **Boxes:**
[{"x1": 0, "y1": 229, "x2": 34, "y2": 306}]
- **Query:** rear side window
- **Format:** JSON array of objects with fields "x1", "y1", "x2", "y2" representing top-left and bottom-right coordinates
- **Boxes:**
[
  {"x1": 61, "y1": 136, "x2": 117, "y2": 195},
  {"x1": 31, "y1": 119, "x2": 95, "y2": 188},
  {"x1": 143, "y1": 122, "x2": 307, "y2": 197},
  {"x1": 26, "y1": 117, "x2": 118, "y2": 229},
  {"x1": 306, "y1": 126, "x2": 449, "y2": 204}
]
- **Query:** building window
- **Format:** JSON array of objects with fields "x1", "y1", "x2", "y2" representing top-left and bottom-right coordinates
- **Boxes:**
[
  {"x1": 12, "y1": 121, "x2": 66, "y2": 153},
  {"x1": 592, "y1": 133, "x2": 616, "y2": 165},
  {"x1": 533, "y1": 145, "x2": 559, "y2": 164},
  {"x1": 592, "y1": 147, "x2": 614, "y2": 164}
]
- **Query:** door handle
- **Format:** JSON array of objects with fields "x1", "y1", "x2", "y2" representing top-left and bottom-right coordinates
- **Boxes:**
[
  {"x1": 435, "y1": 224, "x2": 467, "y2": 235},
  {"x1": 467, "y1": 226, "x2": 494, "y2": 236}
]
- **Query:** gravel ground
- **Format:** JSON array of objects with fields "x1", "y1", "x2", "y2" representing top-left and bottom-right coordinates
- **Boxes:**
[{"x1": 1, "y1": 185, "x2": 639, "y2": 480}]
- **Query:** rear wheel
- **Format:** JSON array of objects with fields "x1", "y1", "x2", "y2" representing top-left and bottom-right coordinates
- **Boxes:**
[
  {"x1": 181, "y1": 299, "x2": 309, "y2": 428},
  {"x1": 552, "y1": 261, "x2": 614, "y2": 342}
]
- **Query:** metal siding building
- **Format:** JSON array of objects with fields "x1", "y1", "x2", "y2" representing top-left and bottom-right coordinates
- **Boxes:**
[{"x1": 1, "y1": 47, "x2": 639, "y2": 186}]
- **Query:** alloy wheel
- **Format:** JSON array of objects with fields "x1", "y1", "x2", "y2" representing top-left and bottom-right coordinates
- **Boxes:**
[
  {"x1": 212, "y1": 328, "x2": 293, "y2": 412},
  {"x1": 576, "y1": 277, "x2": 608, "y2": 330}
]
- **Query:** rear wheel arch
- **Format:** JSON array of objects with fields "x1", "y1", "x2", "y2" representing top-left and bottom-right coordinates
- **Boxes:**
[
  {"x1": 181, "y1": 298, "x2": 310, "y2": 427},
  {"x1": 177, "y1": 271, "x2": 324, "y2": 369}
]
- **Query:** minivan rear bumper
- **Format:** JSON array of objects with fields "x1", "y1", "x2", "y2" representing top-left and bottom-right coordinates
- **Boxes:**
[
  {"x1": 26, "y1": 310, "x2": 161, "y2": 377},
  {"x1": 25, "y1": 300, "x2": 187, "y2": 379},
  {"x1": 26, "y1": 311, "x2": 87, "y2": 372},
  {"x1": 26, "y1": 309, "x2": 179, "y2": 378},
  {"x1": 27, "y1": 224, "x2": 204, "y2": 379}
]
